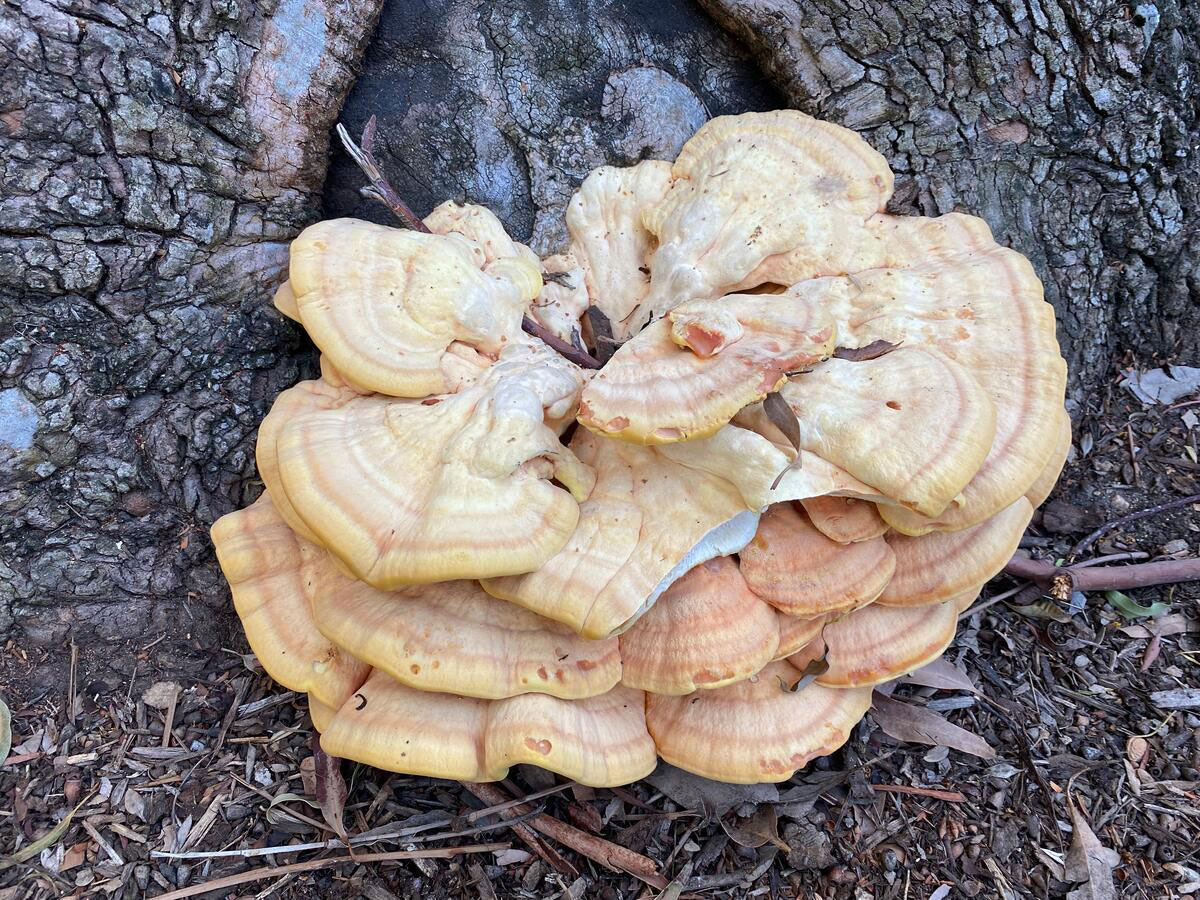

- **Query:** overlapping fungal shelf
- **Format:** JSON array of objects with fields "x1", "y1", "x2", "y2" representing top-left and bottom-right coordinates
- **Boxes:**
[{"x1": 212, "y1": 110, "x2": 1068, "y2": 786}]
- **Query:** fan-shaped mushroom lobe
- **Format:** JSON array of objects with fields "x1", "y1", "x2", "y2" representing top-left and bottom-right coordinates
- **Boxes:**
[
  {"x1": 788, "y1": 601, "x2": 958, "y2": 688},
  {"x1": 646, "y1": 661, "x2": 872, "y2": 783},
  {"x1": 619, "y1": 557, "x2": 779, "y2": 695},
  {"x1": 638, "y1": 110, "x2": 893, "y2": 325},
  {"x1": 306, "y1": 562, "x2": 621, "y2": 700},
  {"x1": 578, "y1": 293, "x2": 836, "y2": 444},
  {"x1": 878, "y1": 497, "x2": 1033, "y2": 607},
  {"x1": 739, "y1": 503, "x2": 895, "y2": 617},
  {"x1": 482, "y1": 430, "x2": 758, "y2": 639},
  {"x1": 275, "y1": 350, "x2": 592, "y2": 587},
  {"x1": 288, "y1": 218, "x2": 540, "y2": 397},
  {"x1": 210, "y1": 496, "x2": 368, "y2": 710},
  {"x1": 565, "y1": 161, "x2": 674, "y2": 341}
]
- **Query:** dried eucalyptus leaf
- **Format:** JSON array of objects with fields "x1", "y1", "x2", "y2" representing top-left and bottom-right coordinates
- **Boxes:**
[
  {"x1": 0, "y1": 695, "x2": 10, "y2": 765},
  {"x1": 1007, "y1": 599, "x2": 1073, "y2": 624},
  {"x1": 832, "y1": 339, "x2": 899, "y2": 362},
  {"x1": 762, "y1": 391, "x2": 801, "y2": 452}
]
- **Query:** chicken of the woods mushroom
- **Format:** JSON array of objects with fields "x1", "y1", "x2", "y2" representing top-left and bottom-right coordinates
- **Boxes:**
[{"x1": 212, "y1": 109, "x2": 1068, "y2": 787}]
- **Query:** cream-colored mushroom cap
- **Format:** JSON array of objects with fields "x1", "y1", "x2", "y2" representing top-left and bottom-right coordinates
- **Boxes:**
[
  {"x1": 482, "y1": 429, "x2": 759, "y2": 639},
  {"x1": 319, "y1": 672, "x2": 656, "y2": 787},
  {"x1": 256, "y1": 378, "x2": 361, "y2": 545},
  {"x1": 423, "y1": 200, "x2": 539, "y2": 269},
  {"x1": 800, "y1": 496, "x2": 889, "y2": 543},
  {"x1": 1025, "y1": 409, "x2": 1072, "y2": 509},
  {"x1": 273, "y1": 280, "x2": 300, "y2": 321},
  {"x1": 645, "y1": 661, "x2": 872, "y2": 783},
  {"x1": 275, "y1": 347, "x2": 593, "y2": 587},
  {"x1": 877, "y1": 497, "x2": 1033, "y2": 608},
  {"x1": 619, "y1": 557, "x2": 779, "y2": 695},
  {"x1": 638, "y1": 110, "x2": 893, "y2": 326},
  {"x1": 578, "y1": 294, "x2": 836, "y2": 444},
  {"x1": 288, "y1": 218, "x2": 541, "y2": 397},
  {"x1": 773, "y1": 346, "x2": 998, "y2": 517},
  {"x1": 788, "y1": 601, "x2": 958, "y2": 688},
  {"x1": 565, "y1": 161, "x2": 674, "y2": 342},
  {"x1": 660, "y1": 423, "x2": 883, "y2": 512},
  {"x1": 210, "y1": 495, "x2": 368, "y2": 710},
  {"x1": 305, "y1": 558, "x2": 621, "y2": 700},
  {"x1": 774, "y1": 613, "x2": 826, "y2": 659},
  {"x1": 739, "y1": 503, "x2": 895, "y2": 617}
]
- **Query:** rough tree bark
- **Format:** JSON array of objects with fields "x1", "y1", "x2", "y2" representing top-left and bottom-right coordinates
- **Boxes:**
[
  {"x1": 0, "y1": 0, "x2": 384, "y2": 667},
  {"x1": 2, "y1": 0, "x2": 1196, "y2": 673}
]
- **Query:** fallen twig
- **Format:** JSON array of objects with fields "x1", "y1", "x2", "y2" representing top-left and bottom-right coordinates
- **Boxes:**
[
  {"x1": 1004, "y1": 553, "x2": 1200, "y2": 595},
  {"x1": 151, "y1": 843, "x2": 508, "y2": 900},
  {"x1": 521, "y1": 316, "x2": 601, "y2": 369},
  {"x1": 460, "y1": 782, "x2": 577, "y2": 877},
  {"x1": 871, "y1": 784, "x2": 968, "y2": 803},
  {"x1": 463, "y1": 781, "x2": 667, "y2": 889},
  {"x1": 1067, "y1": 492, "x2": 1200, "y2": 561}
]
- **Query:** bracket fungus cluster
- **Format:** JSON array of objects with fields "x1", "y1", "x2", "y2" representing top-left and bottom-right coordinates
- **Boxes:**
[{"x1": 213, "y1": 110, "x2": 1068, "y2": 786}]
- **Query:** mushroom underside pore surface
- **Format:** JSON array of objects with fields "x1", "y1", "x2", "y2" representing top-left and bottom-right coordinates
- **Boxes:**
[{"x1": 212, "y1": 109, "x2": 1069, "y2": 786}]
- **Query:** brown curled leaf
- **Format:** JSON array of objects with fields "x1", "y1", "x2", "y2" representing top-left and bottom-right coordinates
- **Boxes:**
[{"x1": 832, "y1": 339, "x2": 900, "y2": 362}]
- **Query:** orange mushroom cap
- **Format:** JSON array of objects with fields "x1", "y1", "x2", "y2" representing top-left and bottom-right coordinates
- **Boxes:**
[
  {"x1": 645, "y1": 661, "x2": 872, "y2": 783},
  {"x1": 774, "y1": 613, "x2": 826, "y2": 660},
  {"x1": 787, "y1": 601, "x2": 958, "y2": 688},
  {"x1": 619, "y1": 557, "x2": 779, "y2": 695},
  {"x1": 877, "y1": 497, "x2": 1033, "y2": 608},
  {"x1": 210, "y1": 495, "x2": 369, "y2": 710},
  {"x1": 739, "y1": 503, "x2": 896, "y2": 617},
  {"x1": 1025, "y1": 408, "x2": 1072, "y2": 509},
  {"x1": 800, "y1": 496, "x2": 889, "y2": 543},
  {"x1": 578, "y1": 293, "x2": 836, "y2": 444}
]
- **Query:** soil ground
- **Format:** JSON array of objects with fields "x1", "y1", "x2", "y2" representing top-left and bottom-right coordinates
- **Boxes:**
[{"x1": 2, "y1": 365, "x2": 1198, "y2": 900}]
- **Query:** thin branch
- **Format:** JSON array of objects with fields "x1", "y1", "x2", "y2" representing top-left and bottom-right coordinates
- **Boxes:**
[
  {"x1": 336, "y1": 117, "x2": 429, "y2": 232},
  {"x1": 522, "y1": 316, "x2": 601, "y2": 369},
  {"x1": 1067, "y1": 493, "x2": 1200, "y2": 561},
  {"x1": 463, "y1": 781, "x2": 667, "y2": 889},
  {"x1": 1004, "y1": 553, "x2": 1200, "y2": 593},
  {"x1": 151, "y1": 843, "x2": 508, "y2": 900}
]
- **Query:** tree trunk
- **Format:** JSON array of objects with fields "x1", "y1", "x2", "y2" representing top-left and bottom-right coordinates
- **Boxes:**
[{"x1": 1, "y1": 0, "x2": 382, "y2": 672}]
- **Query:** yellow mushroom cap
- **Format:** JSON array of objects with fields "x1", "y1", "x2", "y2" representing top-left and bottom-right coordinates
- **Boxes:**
[
  {"x1": 565, "y1": 161, "x2": 674, "y2": 342},
  {"x1": 319, "y1": 671, "x2": 655, "y2": 787},
  {"x1": 306, "y1": 558, "x2": 621, "y2": 700},
  {"x1": 619, "y1": 557, "x2": 780, "y2": 695},
  {"x1": 273, "y1": 280, "x2": 300, "y2": 321},
  {"x1": 877, "y1": 497, "x2": 1033, "y2": 608},
  {"x1": 483, "y1": 429, "x2": 758, "y2": 639},
  {"x1": 578, "y1": 294, "x2": 836, "y2": 444},
  {"x1": 256, "y1": 378, "x2": 361, "y2": 545},
  {"x1": 274, "y1": 347, "x2": 592, "y2": 587},
  {"x1": 485, "y1": 686, "x2": 657, "y2": 787},
  {"x1": 1025, "y1": 408, "x2": 1072, "y2": 509},
  {"x1": 775, "y1": 346, "x2": 998, "y2": 517},
  {"x1": 788, "y1": 601, "x2": 958, "y2": 688},
  {"x1": 645, "y1": 661, "x2": 872, "y2": 783},
  {"x1": 800, "y1": 496, "x2": 889, "y2": 543},
  {"x1": 639, "y1": 110, "x2": 892, "y2": 326},
  {"x1": 308, "y1": 695, "x2": 337, "y2": 733},
  {"x1": 210, "y1": 495, "x2": 368, "y2": 710},
  {"x1": 739, "y1": 503, "x2": 896, "y2": 617},
  {"x1": 660, "y1": 422, "x2": 883, "y2": 512},
  {"x1": 288, "y1": 218, "x2": 541, "y2": 397},
  {"x1": 423, "y1": 200, "x2": 540, "y2": 270}
]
